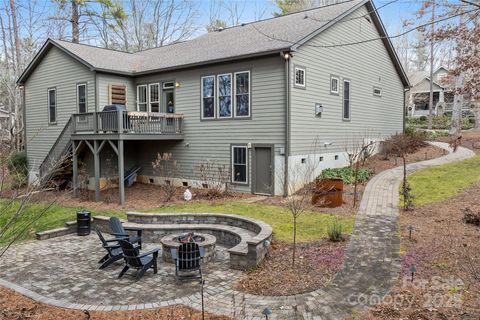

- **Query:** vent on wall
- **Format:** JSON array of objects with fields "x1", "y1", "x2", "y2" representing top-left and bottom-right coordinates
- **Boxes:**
[
  {"x1": 301, "y1": 158, "x2": 306, "y2": 164},
  {"x1": 334, "y1": 155, "x2": 339, "y2": 160},
  {"x1": 319, "y1": 156, "x2": 324, "y2": 162},
  {"x1": 182, "y1": 181, "x2": 189, "y2": 187},
  {"x1": 108, "y1": 84, "x2": 127, "y2": 105},
  {"x1": 149, "y1": 178, "x2": 154, "y2": 183}
]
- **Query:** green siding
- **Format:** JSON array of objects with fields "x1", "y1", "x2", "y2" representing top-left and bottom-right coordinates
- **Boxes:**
[
  {"x1": 289, "y1": 5, "x2": 405, "y2": 156},
  {"x1": 96, "y1": 73, "x2": 136, "y2": 111},
  {"x1": 24, "y1": 46, "x2": 94, "y2": 174},
  {"x1": 131, "y1": 56, "x2": 286, "y2": 193}
]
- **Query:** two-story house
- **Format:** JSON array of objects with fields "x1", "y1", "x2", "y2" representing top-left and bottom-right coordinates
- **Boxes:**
[{"x1": 17, "y1": 0, "x2": 409, "y2": 205}]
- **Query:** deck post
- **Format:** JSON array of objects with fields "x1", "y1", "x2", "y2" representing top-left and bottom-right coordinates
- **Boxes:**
[
  {"x1": 94, "y1": 140, "x2": 100, "y2": 202},
  {"x1": 118, "y1": 139, "x2": 125, "y2": 206},
  {"x1": 72, "y1": 140, "x2": 78, "y2": 198}
]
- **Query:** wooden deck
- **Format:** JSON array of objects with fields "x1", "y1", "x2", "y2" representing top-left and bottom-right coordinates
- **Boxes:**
[{"x1": 71, "y1": 111, "x2": 184, "y2": 140}]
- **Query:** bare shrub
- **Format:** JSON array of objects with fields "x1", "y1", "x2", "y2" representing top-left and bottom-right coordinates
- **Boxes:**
[
  {"x1": 195, "y1": 160, "x2": 232, "y2": 199},
  {"x1": 152, "y1": 152, "x2": 180, "y2": 203},
  {"x1": 462, "y1": 208, "x2": 480, "y2": 227},
  {"x1": 103, "y1": 149, "x2": 116, "y2": 204}
]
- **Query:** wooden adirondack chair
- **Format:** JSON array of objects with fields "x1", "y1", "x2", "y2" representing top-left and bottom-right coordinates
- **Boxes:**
[
  {"x1": 109, "y1": 217, "x2": 143, "y2": 249},
  {"x1": 171, "y1": 242, "x2": 204, "y2": 283},
  {"x1": 118, "y1": 240, "x2": 160, "y2": 280},
  {"x1": 96, "y1": 229, "x2": 125, "y2": 269}
]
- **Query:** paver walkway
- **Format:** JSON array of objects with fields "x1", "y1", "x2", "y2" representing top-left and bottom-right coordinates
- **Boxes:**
[{"x1": 0, "y1": 142, "x2": 474, "y2": 320}]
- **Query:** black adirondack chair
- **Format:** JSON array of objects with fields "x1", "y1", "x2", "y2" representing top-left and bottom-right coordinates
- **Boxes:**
[
  {"x1": 96, "y1": 229, "x2": 125, "y2": 269},
  {"x1": 171, "y1": 242, "x2": 204, "y2": 283},
  {"x1": 118, "y1": 240, "x2": 160, "y2": 280},
  {"x1": 109, "y1": 217, "x2": 143, "y2": 249}
]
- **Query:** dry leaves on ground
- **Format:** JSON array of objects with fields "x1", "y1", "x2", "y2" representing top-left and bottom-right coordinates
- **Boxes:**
[
  {"x1": 0, "y1": 286, "x2": 229, "y2": 320},
  {"x1": 235, "y1": 240, "x2": 347, "y2": 296}
]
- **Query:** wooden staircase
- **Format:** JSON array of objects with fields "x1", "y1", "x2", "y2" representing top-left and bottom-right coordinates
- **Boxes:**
[{"x1": 38, "y1": 117, "x2": 74, "y2": 185}]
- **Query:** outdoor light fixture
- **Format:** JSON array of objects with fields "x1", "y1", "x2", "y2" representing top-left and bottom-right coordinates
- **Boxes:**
[
  {"x1": 263, "y1": 239, "x2": 271, "y2": 248},
  {"x1": 262, "y1": 307, "x2": 272, "y2": 319},
  {"x1": 282, "y1": 51, "x2": 292, "y2": 60},
  {"x1": 175, "y1": 81, "x2": 181, "y2": 88},
  {"x1": 409, "y1": 265, "x2": 417, "y2": 282},
  {"x1": 408, "y1": 225, "x2": 414, "y2": 240}
]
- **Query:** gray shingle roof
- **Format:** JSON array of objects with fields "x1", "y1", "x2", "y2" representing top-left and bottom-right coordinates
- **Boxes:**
[{"x1": 53, "y1": 0, "x2": 364, "y2": 74}]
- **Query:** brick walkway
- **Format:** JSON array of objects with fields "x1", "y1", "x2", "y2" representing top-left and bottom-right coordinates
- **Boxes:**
[{"x1": 0, "y1": 142, "x2": 474, "y2": 319}]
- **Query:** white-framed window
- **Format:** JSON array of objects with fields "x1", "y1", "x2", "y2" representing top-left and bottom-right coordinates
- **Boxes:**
[
  {"x1": 201, "y1": 75, "x2": 216, "y2": 119},
  {"x1": 47, "y1": 88, "x2": 57, "y2": 124},
  {"x1": 373, "y1": 87, "x2": 382, "y2": 97},
  {"x1": 231, "y1": 145, "x2": 248, "y2": 184},
  {"x1": 137, "y1": 84, "x2": 147, "y2": 112},
  {"x1": 217, "y1": 73, "x2": 232, "y2": 118},
  {"x1": 294, "y1": 66, "x2": 306, "y2": 88},
  {"x1": 343, "y1": 79, "x2": 351, "y2": 120},
  {"x1": 330, "y1": 75, "x2": 339, "y2": 94},
  {"x1": 234, "y1": 71, "x2": 250, "y2": 117},
  {"x1": 149, "y1": 83, "x2": 160, "y2": 112},
  {"x1": 77, "y1": 83, "x2": 87, "y2": 113}
]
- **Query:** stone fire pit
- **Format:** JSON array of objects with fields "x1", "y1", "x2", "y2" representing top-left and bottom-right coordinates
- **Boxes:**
[{"x1": 160, "y1": 232, "x2": 216, "y2": 264}]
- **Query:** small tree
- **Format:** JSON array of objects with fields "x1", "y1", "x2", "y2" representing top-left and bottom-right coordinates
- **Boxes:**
[
  {"x1": 152, "y1": 152, "x2": 179, "y2": 203},
  {"x1": 383, "y1": 133, "x2": 426, "y2": 210},
  {"x1": 195, "y1": 160, "x2": 232, "y2": 199},
  {"x1": 279, "y1": 139, "x2": 322, "y2": 267}
]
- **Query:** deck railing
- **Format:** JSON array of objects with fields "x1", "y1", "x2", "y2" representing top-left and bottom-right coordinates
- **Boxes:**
[{"x1": 72, "y1": 111, "x2": 183, "y2": 135}]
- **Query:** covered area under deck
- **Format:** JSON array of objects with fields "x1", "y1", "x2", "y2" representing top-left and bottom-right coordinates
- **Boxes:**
[{"x1": 71, "y1": 111, "x2": 184, "y2": 206}]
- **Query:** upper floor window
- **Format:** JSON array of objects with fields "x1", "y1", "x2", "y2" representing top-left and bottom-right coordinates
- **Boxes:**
[
  {"x1": 201, "y1": 75, "x2": 215, "y2": 119},
  {"x1": 48, "y1": 88, "x2": 56, "y2": 124},
  {"x1": 149, "y1": 83, "x2": 160, "y2": 112},
  {"x1": 343, "y1": 80, "x2": 351, "y2": 120},
  {"x1": 235, "y1": 71, "x2": 250, "y2": 117},
  {"x1": 294, "y1": 66, "x2": 306, "y2": 88},
  {"x1": 330, "y1": 75, "x2": 339, "y2": 95},
  {"x1": 218, "y1": 74, "x2": 232, "y2": 118},
  {"x1": 77, "y1": 83, "x2": 87, "y2": 113},
  {"x1": 202, "y1": 71, "x2": 250, "y2": 120},
  {"x1": 137, "y1": 84, "x2": 147, "y2": 112}
]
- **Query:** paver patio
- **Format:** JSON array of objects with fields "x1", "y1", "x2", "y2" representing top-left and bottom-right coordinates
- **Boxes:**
[{"x1": 0, "y1": 142, "x2": 474, "y2": 320}]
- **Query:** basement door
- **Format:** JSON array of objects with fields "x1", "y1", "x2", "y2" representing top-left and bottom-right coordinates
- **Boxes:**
[{"x1": 252, "y1": 145, "x2": 274, "y2": 195}]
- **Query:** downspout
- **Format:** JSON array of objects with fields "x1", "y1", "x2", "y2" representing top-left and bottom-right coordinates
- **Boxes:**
[
  {"x1": 403, "y1": 87, "x2": 408, "y2": 133},
  {"x1": 284, "y1": 52, "x2": 291, "y2": 196},
  {"x1": 94, "y1": 70, "x2": 98, "y2": 112}
]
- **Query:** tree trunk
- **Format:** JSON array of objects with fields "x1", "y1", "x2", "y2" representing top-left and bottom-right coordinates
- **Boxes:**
[
  {"x1": 71, "y1": 0, "x2": 80, "y2": 43},
  {"x1": 427, "y1": 0, "x2": 435, "y2": 130},
  {"x1": 9, "y1": 0, "x2": 23, "y2": 150},
  {"x1": 450, "y1": 74, "x2": 464, "y2": 136},
  {"x1": 292, "y1": 215, "x2": 297, "y2": 267}
]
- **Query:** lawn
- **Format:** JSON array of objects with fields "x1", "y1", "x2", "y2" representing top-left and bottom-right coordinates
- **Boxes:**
[
  {"x1": 145, "y1": 202, "x2": 354, "y2": 242},
  {"x1": 0, "y1": 199, "x2": 123, "y2": 246},
  {"x1": 0, "y1": 200, "x2": 354, "y2": 245},
  {"x1": 408, "y1": 155, "x2": 480, "y2": 206}
]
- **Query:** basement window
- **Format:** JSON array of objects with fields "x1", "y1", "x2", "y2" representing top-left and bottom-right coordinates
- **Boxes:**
[{"x1": 232, "y1": 145, "x2": 248, "y2": 184}]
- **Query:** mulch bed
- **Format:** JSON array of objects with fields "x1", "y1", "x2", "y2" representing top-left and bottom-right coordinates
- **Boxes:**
[
  {"x1": 436, "y1": 128, "x2": 480, "y2": 154},
  {"x1": 0, "y1": 286, "x2": 229, "y2": 320},
  {"x1": 2, "y1": 183, "x2": 252, "y2": 211},
  {"x1": 352, "y1": 183, "x2": 480, "y2": 320},
  {"x1": 235, "y1": 239, "x2": 347, "y2": 296}
]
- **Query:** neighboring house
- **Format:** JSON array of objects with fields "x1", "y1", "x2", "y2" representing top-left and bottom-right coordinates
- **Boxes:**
[
  {"x1": 17, "y1": 0, "x2": 409, "y2": 204},
  {"x1": 406, "y1": 66, "x2": 471, "y2": 117},
  {"x1": 0, "y1": 106, "x2": 15, "y2": 141}
]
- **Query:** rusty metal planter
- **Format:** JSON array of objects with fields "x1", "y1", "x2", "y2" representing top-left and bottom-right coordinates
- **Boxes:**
[{"x1": 312, "y1": 178, "x2": 344, "y2": 208}]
